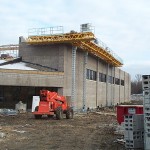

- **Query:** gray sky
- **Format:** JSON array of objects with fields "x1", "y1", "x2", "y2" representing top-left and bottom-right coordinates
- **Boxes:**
[{"x1": 0, "y1": 0, "x2": 150, "y2": 80}]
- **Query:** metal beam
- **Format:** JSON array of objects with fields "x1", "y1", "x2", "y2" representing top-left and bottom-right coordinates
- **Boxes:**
[
  {"x1": 0, "y1": 44, "x2": 19, "y2": 51},
  {"x1": 27, "y1": 32, "x2": 95, "y2": 44}
]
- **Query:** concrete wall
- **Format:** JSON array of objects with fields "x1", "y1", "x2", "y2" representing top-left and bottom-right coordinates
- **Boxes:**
[
  {"x1": 0, "y1": 40, "x2": 131, "y2": 109},
  {"x1": 0, "y1": 69, "x2": 64, "y2": 87},
  {"x1": 63, "y1": 47, "x2": 131, "y2": 109},
  {"x1": 63, "y1": 45, "x2": 72, "y2": 96},
  {"x1": 19, "y1": 39, "x2": 65, "y2": 71}
]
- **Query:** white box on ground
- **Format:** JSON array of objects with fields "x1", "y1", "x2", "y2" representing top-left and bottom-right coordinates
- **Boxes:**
[{"x1": 32, "y1": 96, "x2": 40, "y2": 112}]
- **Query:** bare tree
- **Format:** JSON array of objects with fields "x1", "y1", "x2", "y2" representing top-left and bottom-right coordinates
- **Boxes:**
[{"x1": 131, "y1": 74, "x2": 142, "y2": 94}]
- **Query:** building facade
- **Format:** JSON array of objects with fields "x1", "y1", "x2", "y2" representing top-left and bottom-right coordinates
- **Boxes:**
[{"x1": 0, "y1": 35, "x2": 131, "y2": 110}]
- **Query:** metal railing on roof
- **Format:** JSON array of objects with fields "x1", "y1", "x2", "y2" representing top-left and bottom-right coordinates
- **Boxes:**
[
  {"x1": 28, "y1": 26, "x2": 64, "y2": 37},
  {"x1": 92, "y1": 39, "x2": 123, "y2": 64},
  {"x1": 26, "y1": 26, "x2": 123, "y2": 67}
]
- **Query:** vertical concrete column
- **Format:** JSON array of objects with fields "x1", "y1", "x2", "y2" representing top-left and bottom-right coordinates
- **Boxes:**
[
  {"x1": 106, "y1": 63, "x2": 109, "y2": 106},
  {"x1": 124, "y1": 71, "x2": 126, "y2": 102},
  {"x1": 82, "y1": 52, "x2": 88, "y2": 111},
  {"x1": 119, "y1": 69, "x2": 121, "y2": 103},
  {"x1": 113, "y1": 67, "x2": 116, "y2": 105},
  {"x1": 110, "y1": 66, "x2": 113, "y2": 105},
  {"x1": 71, "y1": 46, "x2": 77, "y2": 110},
  {"x1": 128, "y1": 74, "x2": 131, "y2": 101},
  {"x1": 96, "y1": 58, "x2": 99, "y2": 107}
]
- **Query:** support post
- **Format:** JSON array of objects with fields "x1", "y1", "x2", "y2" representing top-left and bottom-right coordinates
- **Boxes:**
[
  {"x1": 113, "y1": 67, "x2": 116, "y2": 105},
  {"x1": 71, "y1": 46, "x2": 77, "y2": 110},
  {"x1": 112, "y1": 66, "x2": 115, "y2": 105},
  {"x1": 83, "y1": 52, "x2": 88, "y2": 111},
  {"x1": 106, "y1": 63, "x2": 109, "y2": 106},
  {"x1": 96, "y1": 58, "x2": 99, "y2": 107},
  {"x1": 119, "y1": 69, "x2": 121, "y2": 103}
]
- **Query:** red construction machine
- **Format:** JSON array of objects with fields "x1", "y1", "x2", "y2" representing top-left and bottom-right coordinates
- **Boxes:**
[{"x1": 33, "y1": 90, "x2": 73, "y2": 120}]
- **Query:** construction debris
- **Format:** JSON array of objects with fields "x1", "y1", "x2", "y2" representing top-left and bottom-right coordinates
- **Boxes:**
[
  {"x1": 13, "y1": 130, "x2": 26, "y2": 134},
  {"x1": 0, "y1": 109, "x2": 17, "y2": 116},
  {"x1": 15, "y1": 101, "x2": 27, "y2": 113},
  {"x1": 0, "y1": 132, "x2": 6, "y2": 138}
]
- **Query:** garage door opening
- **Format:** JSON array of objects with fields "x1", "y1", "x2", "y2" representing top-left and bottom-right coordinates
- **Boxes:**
[{"x1": 0, "y1": 86, "x2": 62, "y2": 109}]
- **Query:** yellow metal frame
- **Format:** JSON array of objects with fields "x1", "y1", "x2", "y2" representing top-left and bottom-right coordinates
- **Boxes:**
[
  {"x1": 26, "y1": 32, "x2": 123, "y2": 67},
  {"x1": 73, "y1": 41, "x2": 122, "y2": 67},
  {"x1": 27, "y1": 32, "x2": 95, "y2": 44}
]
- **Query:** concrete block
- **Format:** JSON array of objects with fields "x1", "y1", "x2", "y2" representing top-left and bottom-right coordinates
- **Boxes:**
[
  {"x1": 144, "y1": 98, "x2": 150, "y2": 104},
  {"x1": 145, "y1": 116, "x2": 150, "y2": 122},
  {"x1": 145, "y1": 104, "x2": 150, "y2": 109},
  {"x1": 125, "y1": 139, "x2": 144, "y2": 149},
  {"x1": 124, "y1": 114, "x2": 144, "y2": 131},
  {"x1": 124, "y1": 130, "x2": 144, "y2": 140},
  {"x1": 144, "y1": 107, "x2": 150, "y2": 113},
  {"x1": 144, "y1": 132, "x2": 150, "y2": 150}
]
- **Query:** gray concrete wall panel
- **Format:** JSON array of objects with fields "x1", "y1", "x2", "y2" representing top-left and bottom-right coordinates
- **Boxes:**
[
  {"x1": 87, "y1": 54, "x2": 97, "y2": 71},
  {"x1": 97, "y1": 83, "x2": 107, "y2": 106},
  {"x1": 19, "y1": 43, "x2": 64, "y2": 71},
  {"x1": 86, "y1": 80, "x2": 97, "y2": 108},
  {"x1": 63, "y1": 46, "x2": 72, "y2": 96},
  {"x1": 0, "y1": 70, "x2": 64, "y2": 87},
  {"x1": 114, "y1": 85, "x2": 120, "y2": 104}
]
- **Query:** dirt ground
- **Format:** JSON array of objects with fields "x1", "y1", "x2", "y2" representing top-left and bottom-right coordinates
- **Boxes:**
[{"x1": 0, "y1": 110, "x2": 125, "y2": 150}]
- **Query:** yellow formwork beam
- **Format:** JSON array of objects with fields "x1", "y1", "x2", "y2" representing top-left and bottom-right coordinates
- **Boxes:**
[
  {"x1": 73, "y1": 41, "x2": 122, "y2": 67},
  {"x1": 27, "y1": 32, "x2": 95, "y2": 44},
  {"x1": 26, "y1": 32, "x2": 123, "y2": 67}
]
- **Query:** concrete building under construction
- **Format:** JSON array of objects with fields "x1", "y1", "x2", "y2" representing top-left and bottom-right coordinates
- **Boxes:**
[{"x1": 0, "y1": 24, "x2": 131, "y2": 110}]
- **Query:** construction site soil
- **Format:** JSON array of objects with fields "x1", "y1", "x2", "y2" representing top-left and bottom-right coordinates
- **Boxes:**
[{"x1": 0, "y1": 110, "x2": 125, "y2": 150}]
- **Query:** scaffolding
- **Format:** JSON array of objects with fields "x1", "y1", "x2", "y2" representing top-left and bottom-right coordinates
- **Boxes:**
[
  {"x1": 27, "y1": 32, "x2": 95, "y2": 44},
  {"x1": 26, "y1": 26, "x2": 123, "y2": 67},
  {"x1": 0, "y1": 44, "x2": 19, "y2": 58},
  {"x1": 0, "y1": 44, "x2": 19, "y2": 50}
]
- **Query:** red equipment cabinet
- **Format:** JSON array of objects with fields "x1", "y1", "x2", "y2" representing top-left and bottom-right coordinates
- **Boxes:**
[{"x1": 116, "y1": 105, "x2": 143, "y2": 124}]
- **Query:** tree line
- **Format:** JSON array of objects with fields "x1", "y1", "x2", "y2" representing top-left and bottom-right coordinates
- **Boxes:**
[{"x1": 131, "y1": 74, "x2": 142, "y2": 94}]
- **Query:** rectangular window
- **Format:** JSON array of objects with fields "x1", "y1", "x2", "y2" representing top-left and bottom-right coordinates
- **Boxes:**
[
  {"x1": 102, "y1": 74, "x2": 106, "y2": 82},
  {"x1": 86, "y1": 69, "x2": 97, "y2": 81},
  {"x1": 121, "y1": 80, "x2": 124, "y2": 86},
  {"x1": 113, "y1": 77, "x2": 115, "y2": 84},
  {"x1": 99, "y1": 73, "x2": 106, "y2": 82},
  {"x1": 108, "y1": 76, "x2": 113, "y2": 84},
  {"x1": 93, "y1": 71, "x2": 97, "y2": 81},
  {"x1": 90, "y1": 70, "x2": 93, "y2": 80},
  {"x1": 115, "y1": 78, "x2": 120, "y2": 85},
  {"x1": 86, "y1": 69, "x2": 90, "y2": 79}
]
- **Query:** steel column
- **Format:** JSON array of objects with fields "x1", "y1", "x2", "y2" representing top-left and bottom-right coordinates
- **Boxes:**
[{"x1": 71, "y1": 46, "x2": 77, "y2": 110}]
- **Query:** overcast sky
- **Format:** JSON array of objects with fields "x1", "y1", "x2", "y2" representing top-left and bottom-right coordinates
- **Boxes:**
[{"x1": 0, "y1": 0, "x2": 150, "y2": 80}]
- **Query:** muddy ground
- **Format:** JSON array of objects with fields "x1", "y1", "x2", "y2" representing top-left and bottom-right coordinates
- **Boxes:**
[{"x1": 0, "y1": 110, "x2": 125, "y2": 150}]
